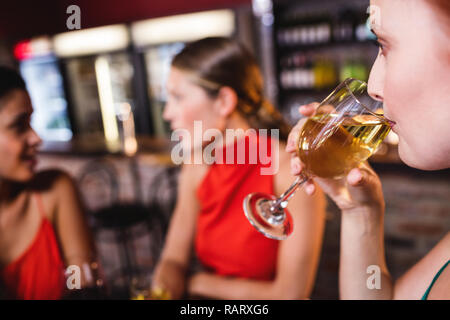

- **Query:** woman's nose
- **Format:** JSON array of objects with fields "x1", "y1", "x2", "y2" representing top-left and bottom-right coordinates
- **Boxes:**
[
  {"x1": 367, "y1": 55, "x2": 385, "y2": 102},
  {"x1": 28, "y1": 128, "x2": 42, "y2": 149},
  {"x1": 370, "y1": 92, "x2": 383, "y2": 102},
  {"x1": 162, "y1": 102, "x2": 173, "y2": 121}
]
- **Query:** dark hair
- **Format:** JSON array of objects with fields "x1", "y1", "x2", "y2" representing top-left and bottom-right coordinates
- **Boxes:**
[
  {"x1": 429, "y1": 0, "x2": 450, "y2": 28},
  {"x1": 0, "y1": 66, "x2": 26, "y2": 105},
  {"x1": 171, "y1": 37, "x2": 291, "y2": 141}
]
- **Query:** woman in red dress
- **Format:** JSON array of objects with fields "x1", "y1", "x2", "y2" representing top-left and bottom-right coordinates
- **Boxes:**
[
  {"x1": 152, "y1": 37, "x2": 327, "y2": 299},
  {"x1": 0, "y1": 66, "x2": 95, "y2": 299}
]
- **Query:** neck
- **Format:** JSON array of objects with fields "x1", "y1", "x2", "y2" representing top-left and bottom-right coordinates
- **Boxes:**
[
  {"x1": 227, "y1": 112, "x2": 251, "y2": 130},
  {"x1": 0, "y1": 179, "x2": 23, "y2": 204},
  {"x1": 222, "y1": 112, "x2": 252, "y2": 147}
]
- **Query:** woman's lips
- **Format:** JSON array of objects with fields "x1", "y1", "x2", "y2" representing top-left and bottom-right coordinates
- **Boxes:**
[
  {"x1": 391, "y1": 124, "x2": 397, "y2": 133},
  {"x1": 383, "y1": 112, "x2": 397, "y2": 130},
  {"x1": 386, "y1": 118, "x2": 397, "y2": 132},
  {"x1": 22, "y1": 156, "x2": 38, "y2": 169}
]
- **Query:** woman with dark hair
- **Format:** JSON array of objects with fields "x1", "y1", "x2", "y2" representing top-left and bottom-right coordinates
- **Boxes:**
[
  {"x1": 152, "y1": 37, "x2": 327, "y2": 299},
  {"x1": 287, "y1": 0, "x2": 449, "y2": 299},
  {"x1": 0, "y1": 66, "x2": 95, "y2": 299}
]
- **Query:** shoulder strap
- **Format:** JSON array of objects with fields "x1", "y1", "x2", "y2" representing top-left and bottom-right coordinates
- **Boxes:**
[
  {"x1": 421, "y1": 260, "x2": 450, "y2": 300},
  {"x1": 34, "y1": 194, "x2": 48, "y2": 220}
]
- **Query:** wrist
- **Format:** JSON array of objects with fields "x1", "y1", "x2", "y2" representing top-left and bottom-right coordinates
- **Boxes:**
[
  {"x1": 341, "y1": 201, "x2": 385, "y2": 217},
  {"x1": 187, "y1": 272, "x2": 208, "y2": 296},
  {"x1": 341, "y1": 205, "x2": 385, "y2": 238}
]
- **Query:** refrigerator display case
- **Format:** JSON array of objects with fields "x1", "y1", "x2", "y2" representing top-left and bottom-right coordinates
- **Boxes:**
[
  {"x1": 131, "y1": 9, "x2": 237, "y2": 138},
  {"x1": 53, "y1": 25, "x2": 136, "y2": 153},
  {"x1": 141, "y1": 42, "x2": 185, "y2": 138},
  {"x1": 14, "y1": 38, "x2": 72, "y2": 141},
  {"x1": 47, "y1": 9, "x2": 251, "y2": 153},
  {"x1": 63, "y1": 53, "x2": 135, "y2": 151}
]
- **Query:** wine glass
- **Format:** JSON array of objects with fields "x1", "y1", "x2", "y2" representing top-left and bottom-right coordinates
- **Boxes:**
[
  {"x1": 130, "y1": 271, "x2": 152, "y2": 300},
  {"x1": 129, "y1": 271, "x2": 171, "y2": 300},
  {"x1": 243, "y1": 78, "x2": 394, "y2": 240}
]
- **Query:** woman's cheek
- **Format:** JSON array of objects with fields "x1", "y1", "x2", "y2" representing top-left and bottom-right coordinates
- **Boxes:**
[
  {"x1": 0, "y1": 136, "x2": 20, "y2": 177},
  {"x1": 383, "y1": 66, "x2": 437, "y2": 169}
]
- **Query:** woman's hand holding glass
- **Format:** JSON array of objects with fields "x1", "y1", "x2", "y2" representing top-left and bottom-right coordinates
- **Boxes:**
[
  {"x1": 286, "y1": 102, "x2": 385, "y2": 215},
  {"x1": 244, "y1": 78, "x2": 393, "y2": 240},
  {"x1": 150, "y1": 261, "x2": 186, "y2": 299}
]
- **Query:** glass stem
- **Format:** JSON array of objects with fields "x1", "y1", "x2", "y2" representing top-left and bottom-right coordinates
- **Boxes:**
[{"x1": 270, "y1": 173, "x2": 309, "y2": 213}]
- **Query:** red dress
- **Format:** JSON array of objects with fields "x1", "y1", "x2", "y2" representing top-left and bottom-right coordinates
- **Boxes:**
[
  {"x1": 1, "y1": 195, "x2": 66, "y2": 300},
  {"x1": 195, "y1": 132, "x2": 280, "y2": 281}
]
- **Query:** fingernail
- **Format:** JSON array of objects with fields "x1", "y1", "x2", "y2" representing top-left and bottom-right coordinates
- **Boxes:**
[
  {"x1": 288, "y1": 140, "x2": 297, "y2": 152},
  {"x1": 287, "y1": 140, "x2": 293, "y2": 149},
  {"x1": 350, "y1": 169, "x2": 362, "y2": 182},
  {"x1": 291, "y1": 162, "x2": 300, "y2": 174}
]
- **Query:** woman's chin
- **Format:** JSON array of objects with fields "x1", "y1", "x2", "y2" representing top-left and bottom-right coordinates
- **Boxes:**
[
  {"x1": 10, "y1": 170, "x2": 35, "y2": 183},
  {"x1": 398, "y1": 142, "x2": 447, "y2": 171}
]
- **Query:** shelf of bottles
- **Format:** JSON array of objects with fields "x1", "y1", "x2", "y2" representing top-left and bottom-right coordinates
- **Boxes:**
[{"x1": 272, "y1": 0, "x2": 379, "y2": 123}]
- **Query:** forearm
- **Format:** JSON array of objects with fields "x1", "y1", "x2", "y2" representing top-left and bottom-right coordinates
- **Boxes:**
[
  {"x1": 188, "y1": 272, "x2": 302, "y2": 300},
  {"x1": 339, "y1": 207, "x2": 393, "y2": 299},
  {"x1": 153, "y1": 259, "x2": 188, "y2": 299}
]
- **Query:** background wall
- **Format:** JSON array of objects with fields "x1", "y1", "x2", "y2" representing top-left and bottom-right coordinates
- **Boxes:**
[{"x1": 0, "y1": 0, "x2": 251, "y2": 40}]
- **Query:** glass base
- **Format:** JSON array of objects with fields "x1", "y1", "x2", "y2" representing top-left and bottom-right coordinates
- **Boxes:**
[{"x1": 243, "y1": 192, "x2": 293, "y2": 240}]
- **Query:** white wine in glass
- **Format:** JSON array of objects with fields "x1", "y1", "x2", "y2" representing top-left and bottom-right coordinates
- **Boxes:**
[
  {"x1": 298, "y1": 113, "x2": 391, "y2": 179},
  {"x1": 243, "y1": 78, "x2": 395, "y2": 240}
]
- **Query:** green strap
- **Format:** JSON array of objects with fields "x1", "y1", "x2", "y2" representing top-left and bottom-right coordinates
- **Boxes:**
[{"x1": 421, "y1": 260, "x2": 450, "y2": 300}]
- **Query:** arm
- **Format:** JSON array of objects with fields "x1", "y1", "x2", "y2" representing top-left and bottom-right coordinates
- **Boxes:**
[
  {"x1": 393, "y1": 232, "x2": 450, "y2": 299},
  {"x1": 51, "y1": 171, "x2": 96, "y2": 285},
  {"x1": 339, "y1": 205, "x2": 393, "y2": 299},
  {"x1": 188, "y1": 148, "x2": 327, "y2": 300},
  {"x1": 288, "y1": 103, "x2": 450, "y2": 300},
  {"x1": 152, "y1": 164, "x2": 202, "y2": 299},
  {"x1": 287, "y1": 104, "x2": 393, "y2": 299},
  {"x1": 341, "y1": 210, "x2": 450, "y2": 300}
]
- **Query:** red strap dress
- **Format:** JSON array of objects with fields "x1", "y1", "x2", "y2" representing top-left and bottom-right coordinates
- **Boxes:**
[
  {"x1": 1, "y1": 195, "x2": 66, "y2": 300},
  {"x1": 195, "y1": 132, "x2": 280, "y2": 281}
]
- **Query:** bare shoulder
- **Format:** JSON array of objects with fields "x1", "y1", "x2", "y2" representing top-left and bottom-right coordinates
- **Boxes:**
[
  {"x1": 430, "y1": 232, "x2": 450, "y2": 263},
  {"x1": 395, "y1": 232, "x2": 450, "y2": 299},
  {"x1": 178, "y1": 164, "x2": 210, "y2": 193},
  {"x1": 422, "y1": 233, "x2": 450, "y2": 299},
  {"x1": 28, "y1": 169, "x2": 78, "y2": 220},
  {"x1": 417, "y1": 232, "x2": 450, "y2": 271},
  {"x1": 30, "y1": 169, "x2": 77, "y2": 195}
]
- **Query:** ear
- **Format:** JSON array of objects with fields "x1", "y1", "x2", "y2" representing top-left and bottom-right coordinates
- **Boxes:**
[{"x1": 214, "y1": 86, "x2": 238, "y2": 117}]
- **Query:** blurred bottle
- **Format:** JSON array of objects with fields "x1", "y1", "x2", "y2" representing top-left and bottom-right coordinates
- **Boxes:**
[
  {"x1": 355, "y1": 14, "x2": 377, "y2": 41},
  {"x1": 277, "y1": 13, "x2": 331, "y2": 46},
  {"x1": 339, "y1": 58, "x2": 368, "y2": 82},
  {"x1": 313, "y1": 58, "x2": 337, "y2": 90},
  {"x1": 334, "y1": 10, "x2": 356, "y2": 42}
]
